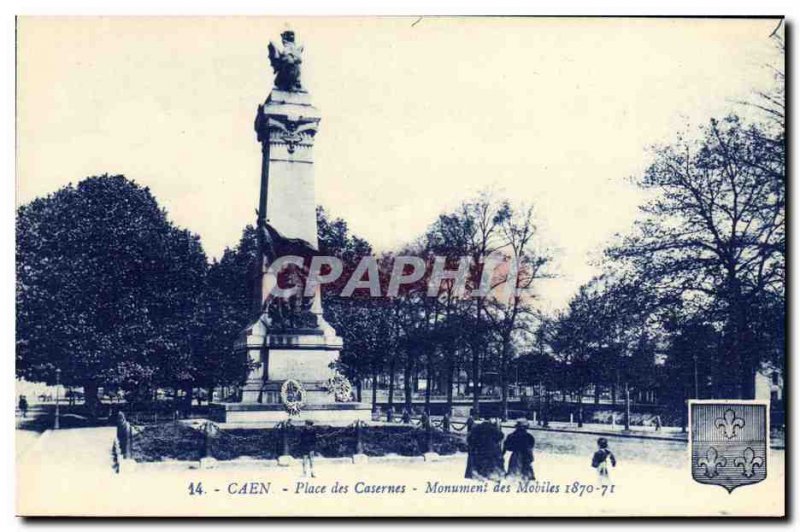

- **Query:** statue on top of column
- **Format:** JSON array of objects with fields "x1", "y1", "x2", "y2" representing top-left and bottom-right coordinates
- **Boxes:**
[{"x1": 268, "y1": 30, "x2": 304, "y2": 91}]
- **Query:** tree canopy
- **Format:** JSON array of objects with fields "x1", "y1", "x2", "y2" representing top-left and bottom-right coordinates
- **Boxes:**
[{"x1": 16, "y1": 175, "x2": 208, "y2": 410}]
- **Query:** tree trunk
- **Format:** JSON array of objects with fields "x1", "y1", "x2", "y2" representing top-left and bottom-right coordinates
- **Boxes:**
[
  {"x1": 425, "y1": 354, "x2": 432, "y2": 413},
  {"x1": 724, "y1": 276, "x2": 755, "y2": 400},
  {"x1": 594, "y1": 384, "x2": 601, "y2": 405},
  {"x1": 371, "y1": 366, "x2": 378, "y2": 408},
  {"x1": 500, "y1": 336, "x2": 510, "y2": 421},
  {"x1": 471, "y1": 342, "x2": 481, "y2": 417},
  {"x1": 624, "y1": 383, "x2": 631, "y2": 431},
  {"x1": 388, "y1": 358, "x2": 396, "y2": 409},
  {"x1": 403, "y1": 354, "x2": 413, "y2": 414},
  {"x1": 680, "y1": 386, "x2": 689, "y2": 433},
  {"x1": 542, "y1": 388, "x2": 550, "y2": 427},
  {"x1": 83, "y1": 381, "x2": 100, "y2": 419},
  {"x1": 425, "y1": 349, "x2": 434, "y2": 415},
  {"x1": 445, "y1": 359, "x2": 454, "y2": 416},
  {"x1": 736, "y1": 301, "x2": 757, "y2": 400},
  {"x1": 182, "y1": 384, "x2": 193, "y2": 416},
  {"x1": 741, "y1": 366, "x2": 757, "y2": 400},
  {"x1": 472, "y1": 299, "x2": 483, "y2": 418},
  {"x1": 577, "y1": 386, "x2": 584, "y2": 427}
]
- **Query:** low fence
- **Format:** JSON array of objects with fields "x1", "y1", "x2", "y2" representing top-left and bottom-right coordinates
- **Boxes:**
[
  {"x1": 376, "y1": 401, "x2": 684, "y2": 427},
  {"x1": 111, "y1": 405, "x2": 785, "y2": 472},
  {"x1": 109, "y1": 404, "x2": 211, "y2": 424},
  {"x1": 111, "y1": 413, "x2": 468, "y2": 472}
]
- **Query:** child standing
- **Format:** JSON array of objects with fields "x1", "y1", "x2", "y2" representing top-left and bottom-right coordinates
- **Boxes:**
[
  {"x1": 299, "y1": 420, "x2": 317, "y2": 478},
  {"x1": 18, "y1": 395, "x2": 28, "y2": 419},
  {"x1": 591, "y1": 437, "x2": 616, "y2": 483}
]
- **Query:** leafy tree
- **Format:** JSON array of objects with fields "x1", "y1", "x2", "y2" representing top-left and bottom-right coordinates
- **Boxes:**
[
  {"x1": 547, "y1": 276, "x2": 663, "y2": 424},
  {"x1": 661, "y1": 312, "x2": 719, "y2": 400},
  {"x1": 549, "y1": 286, "x2": 600, "y2": 426},
  {"x1": 16, "y1": 175, "x2": 207, "y2": 414},
  {"x1": 316, "y1": 207, "x2": 377, "y2": 400},
  {"x1": 420, "y1": 213, "x2": 475, "y2": 414},
  {"x1": 513, "y1": 348, "x2": 558, "y2": 424},
  {"x1": 191, "y1": 225, "x2": 265, "y2": 401}
]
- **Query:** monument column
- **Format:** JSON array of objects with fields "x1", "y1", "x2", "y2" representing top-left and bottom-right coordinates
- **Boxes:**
[
  {"x1": 233, "y1": 30, "x2": 345, "y2": 410},
  {"x1": 211, "y1": 30, "x2": 369, "y2": 423},
  {"x1": 254, "y1": 88, "x2": 321, "y2": 251}
]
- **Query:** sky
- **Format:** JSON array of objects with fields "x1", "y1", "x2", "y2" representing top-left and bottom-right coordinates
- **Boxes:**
[{"x1": 16, "y1": 17, "x2": 781, "y2": 310}]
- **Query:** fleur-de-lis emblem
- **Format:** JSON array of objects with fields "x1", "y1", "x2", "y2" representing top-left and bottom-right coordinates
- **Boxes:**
[
  {"x1": 698, "y1": 446, "x2": 727, "y2": 478},
  {"x1": 691, "y1": 402, "x2": 767, "y2": 492},
  {"x1": 733, "y1": 447, "x2": 764, "y2": 478},
  {"x1": 714, "y1": 408, "x2": 745, "y2": 439}
]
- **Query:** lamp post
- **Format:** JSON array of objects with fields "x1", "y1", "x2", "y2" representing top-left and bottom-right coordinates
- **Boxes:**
[{"x1": 54, "y1": 368, "x2": 61, "y2": 430}]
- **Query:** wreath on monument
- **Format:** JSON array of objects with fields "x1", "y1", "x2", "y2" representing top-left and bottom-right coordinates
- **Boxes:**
[
  {"x1": 325, "y1": 373, "x2": 353, "y2": 402},
  {"x1": 280, "y1": 379, "x2": 306, "y2": 416}
]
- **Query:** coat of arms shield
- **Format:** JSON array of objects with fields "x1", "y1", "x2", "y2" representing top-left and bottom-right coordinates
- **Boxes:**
[{"x1": 690, "y1": 401, "x2": 768, "y2": 493}]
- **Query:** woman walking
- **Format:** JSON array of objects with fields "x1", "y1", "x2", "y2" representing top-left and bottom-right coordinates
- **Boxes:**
[{"x1": 503, "y1": 419, "x2": 535, "y2": 483}]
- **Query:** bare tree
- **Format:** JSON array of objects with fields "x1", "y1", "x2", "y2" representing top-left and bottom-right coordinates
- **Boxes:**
[
  {"x1": 486, "y1": 203, "x2": 552, "y2": 419},
  {"x1": 607, "y1": 116, "x2": 784, "y2": 398}
]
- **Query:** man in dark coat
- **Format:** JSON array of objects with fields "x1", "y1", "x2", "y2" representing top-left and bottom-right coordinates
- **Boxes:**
[
  {"x1": 465, "y1": 421, "x2": 505, "y2": 481},
  {"x1": 503, "y1": 419, "x2": 535, "y2": 482}
]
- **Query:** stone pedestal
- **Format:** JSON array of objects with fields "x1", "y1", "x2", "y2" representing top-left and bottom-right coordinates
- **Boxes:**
[
  {"x1": 237, "y1": 315, "x2": 342, "y2": 404},
  {"x1": 210, "y1": 313, "x2": 372, "y2": 425}
]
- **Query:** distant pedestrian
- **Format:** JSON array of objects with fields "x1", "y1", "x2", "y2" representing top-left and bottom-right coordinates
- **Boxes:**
[
  {"x1": 420, "y1": 411, "x2": 430, "y2": 429},
  {"x1": 299, "y1": 420, "x2": 317, "y2": 478},
  {"x1": 466, "y1": 409, "x2": 477, "y2": 432},
  {"x1": 592, "y1": 437, "x2": 616, "y2": 483},
  {"x1": 503, "y1": 419, "x2": 535, "y2": 483},
  {"x1": 653, "y1": 415, "x2": 662, "y2": 431},
  {"x1": 18, "y1": 395, "x2": 28, "y2": 419}
]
